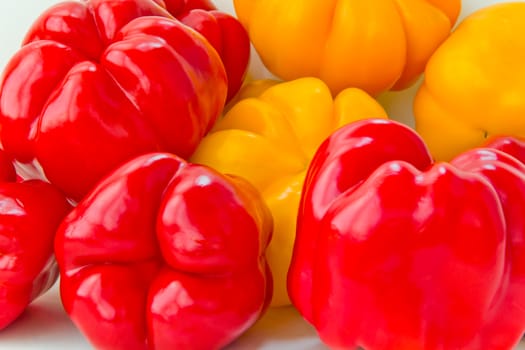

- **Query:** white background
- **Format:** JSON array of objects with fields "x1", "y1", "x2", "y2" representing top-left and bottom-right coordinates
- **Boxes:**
[{"x1": 0, "y1": 1, "x2": 523, "y2": 349}]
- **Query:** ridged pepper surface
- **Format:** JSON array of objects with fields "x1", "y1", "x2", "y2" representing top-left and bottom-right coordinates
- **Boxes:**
[
  {"x1": 233, "y1": 0, "x2": 460, "y2": 95},
  {"x1": 289, "y1": 118, "x2": 525, "y2": 349},
  {"x1": 54, "y1": 152, "x2": 273, "y2": 350},
  {"x1": 0, "y1": 150, "x2": 71, "y2": 330},
  {"x1": 414, "y1": 3, "x2": 525, "y2": 161}
]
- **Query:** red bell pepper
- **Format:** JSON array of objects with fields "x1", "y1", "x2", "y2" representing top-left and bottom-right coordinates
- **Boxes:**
[
  {"x1": 0, "y1": 150, "x2": 72, "y2": 330},
  {"x1": 288, "y1": 119, "x2": 525, "y2": 349},
  {"x1": 54, "y1": 152, "x2": 273, "y2": 350},
  {"x1": 176, "y1": 7, "x2": 250, "y2": 102},
  {"x1": 484, "y1": 136, "x2": 525, "y2": 165},
  {"x1": 0, "y1": 149, "x2": 16, "y2": 183},
  {"x1": 162, "y1": 0, "x2": 216, "y2": 13},
  {"x1": 24, "y1": 0, "x2": 248, "y2": 102},
  {"x1": 160, "y1": 0, "x2": 250, "y2": 102},
  {"x1": 0, "y1": 0, "x2": 232, "y2": 201}
]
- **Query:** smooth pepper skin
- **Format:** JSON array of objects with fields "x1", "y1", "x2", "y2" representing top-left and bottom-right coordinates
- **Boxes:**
[
  {"x1": 191, "y1": 77, "x2": 387, "y2": 306},
  {"x1": 233, "y1": 0, "x2": 460, "y2": 95},
  {"x1": 54, "y1": 153, "x2": 273, "y2": 350},
  {"x1": 288, "y1": 119, "x2": 525, "y2": 349},
  {"x1": 414, "y1": 3, "x2": 525, "y2": 161},
  {"x1": 0, "y1": 150, "x2": 72, "y2": 330},
  {"x1": 169, "y1": 1, "x2": 251, "y2": 102},
  {"x1": 0, "y1": 0, "x2": 229, "y2": 201},
  {"x1": 162, "y1": 0, "x2": 216, "y2": 13}
]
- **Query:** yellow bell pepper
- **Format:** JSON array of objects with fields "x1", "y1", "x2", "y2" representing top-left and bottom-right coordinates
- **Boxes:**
[
  {"x1": 233, "y1": 0, "x2": 460, "y2": 96},
  {"x1": 191, "y1": 77, "x2": 387, "y2": 306},
  {"x1": 414, "y1": 3, "x2": 525, "y2": 161}
]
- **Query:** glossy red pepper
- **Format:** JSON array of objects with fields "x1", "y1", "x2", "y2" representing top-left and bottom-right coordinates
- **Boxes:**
[
  {"x1": 0, "y1": 0, "x2": 233, "y2": 201},
  {"x1": 484, "y1": 136, "x2": 525, "y2": 165},
  {"x1": 24, "y1": 0, "x2": 248, "y2": 102},
  {"x1": 162, "y1": 0, "x2": 216, "y2": 13},
  {"x1": 176, "y1": 7, "x2": 250, "y2": 102},
  {"x1": 0, "y1": 150, "x2": 72, "y2": 330},
  {"x1": 54, "y1": 152, "x2": 273, "y2": 350},
  {"x1": 162, "y1": 0, "x2": 250, "y2": 102},
  {"x1": 288, "y1": 119, "x2": 525, "y2": 350}
]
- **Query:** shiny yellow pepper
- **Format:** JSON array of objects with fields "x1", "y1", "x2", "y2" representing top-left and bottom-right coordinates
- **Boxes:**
[
  {"x1": 191, "y1": 78, "x2": 387, "y2": 306},
  {"x1": 414, "y1": 3, "x2": 525, "y2": 161},
  {"x1": 233, "y1": 0, "x2": 460, "y2": 96}
]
